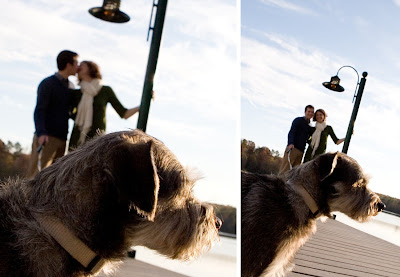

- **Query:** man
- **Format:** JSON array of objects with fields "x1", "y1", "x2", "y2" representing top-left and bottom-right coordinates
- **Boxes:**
[
  {"x1": 279, "y1": 105, "x2": 314, "y2": 174},
  {"x1": 27, "y1": 50, "x2": 79, "y2": 178}
]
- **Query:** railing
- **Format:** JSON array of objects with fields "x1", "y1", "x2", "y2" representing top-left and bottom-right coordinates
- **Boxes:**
[
  {"x1": 382, "y1": 210, "x2": 400, "y2": 217},
  {"x1": 219, "y1": 232, "x2": 236, "y2": 239}
]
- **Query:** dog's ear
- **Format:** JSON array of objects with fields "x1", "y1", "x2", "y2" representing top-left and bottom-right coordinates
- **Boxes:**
[
  {"x1": 316, "y1": 152, "x2": 339, "y2": 181},
  {"x1": 108, "y1": 140, "x2": 159, "y2": 221}
]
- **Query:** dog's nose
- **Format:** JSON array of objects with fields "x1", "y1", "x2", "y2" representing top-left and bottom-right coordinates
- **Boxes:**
[
  {"x1": 215, "y1": 217, "x2": 223, "y2": 230},
  {"x1": 377, "y1": 202, "x2": 386, "y2": 212}
]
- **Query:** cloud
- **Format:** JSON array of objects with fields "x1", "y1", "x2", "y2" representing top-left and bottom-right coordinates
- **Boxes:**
[
  {"x1": 241, "y1": 31, "x2": 348, "y2": 113},
  {"x1": 168, "y1": 0, "x2": 237, "y2": 48},
  {"x1": 259, "y1": 0, "x2": 317, "y2": 15}
]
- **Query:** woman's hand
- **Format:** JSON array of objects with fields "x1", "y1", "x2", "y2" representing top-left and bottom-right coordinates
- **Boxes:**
[
  {"x1": 123, "y1": 106, "x2": 140, "y2": 119},
  {"x1": 336, "y1": 138, "x2": 345, "y2": 145}
]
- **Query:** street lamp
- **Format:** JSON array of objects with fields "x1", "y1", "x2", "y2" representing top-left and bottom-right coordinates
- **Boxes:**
[
  {"x1": 89, "y1": 0, "x2": 168, "y2": 132},
  {"x1": 322, "y1": 66, "x2": 368, "y2": 154},
  {"x1": 89, "y1": 0, "x2": 130, "y2": 23}
]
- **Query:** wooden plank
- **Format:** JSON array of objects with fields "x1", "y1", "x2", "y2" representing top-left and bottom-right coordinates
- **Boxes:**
[
  {"x1": 294, "y1": 258, "x2": 394, "y2": 277},
  {"x1": 315, "y1": 227, "x2": 399, "y2": 251},
  {"x1": 301, "y1": 241, "x2": 400, "y2": 267},
  {"x1": 286, "y1": 219, "x2": 400, "y2": 277},
  {"x1": 287, "y1": 272, "x2": 314, "y2": 277},
  {"x1": 300, "y1": 242, "x2": 399, "y2": 267},
  {"x1": 307, "y1": 234, "x2": 400, "y2": 256},
  {"x1": 97, "y1": 259, "x2": 188, "y2": 277},
  {"x1": 295, "y1": 253, "x2": 397, "y2": 277},
  {"x1": 296, "y1": 248, "x2": 399, "y2": 275},
  {"x1": 289, "y1": 265, "x2": 348, "y2": 277}
]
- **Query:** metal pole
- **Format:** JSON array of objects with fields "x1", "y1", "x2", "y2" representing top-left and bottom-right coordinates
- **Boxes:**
[
  {"x1": 342, "y1": 72, "x2": 368, "y2": 154},
  {"x1": 137, "y1": 0, "x2": 168, "y2": 132}
]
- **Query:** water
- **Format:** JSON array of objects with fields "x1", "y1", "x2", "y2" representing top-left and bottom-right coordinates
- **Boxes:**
[
  {"x1": 334, "y1": 211, "x2": 400, "y2": 247},
  {"x1": 134, "y1": 236, "x2": 237, "y2": 277}
]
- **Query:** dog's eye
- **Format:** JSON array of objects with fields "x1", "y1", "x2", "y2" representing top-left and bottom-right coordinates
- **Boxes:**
[{"x1": 329, "y1": 186, "x2": 338, "y2": 195}]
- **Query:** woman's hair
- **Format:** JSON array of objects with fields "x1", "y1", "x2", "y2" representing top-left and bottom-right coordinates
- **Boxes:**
[
  {"x1": 313, "y1": 109, "x2": 327, "y2": 122},
  {"x1": 79, "y1": 60, "x2": 102, "y2": 81}
]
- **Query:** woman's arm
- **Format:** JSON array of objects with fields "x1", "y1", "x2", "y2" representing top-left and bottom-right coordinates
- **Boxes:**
[
  {"x1": 336, "y1": 138, "x2": 345, "y2": 145},
  {"x1": 123, "y1": 106, "x2": 140, "y2": 119},
  {"x1": 328, "y1": 126, "x2": 344, "y2": 145}
]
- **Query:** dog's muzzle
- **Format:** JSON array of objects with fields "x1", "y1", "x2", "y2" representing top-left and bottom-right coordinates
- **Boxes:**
[
  {"x1": 376, "y1": 202, "x2": 386, "y2": 212},
  {"x1": 216, "y1": 217, "x2": 223, "y2": 230}
]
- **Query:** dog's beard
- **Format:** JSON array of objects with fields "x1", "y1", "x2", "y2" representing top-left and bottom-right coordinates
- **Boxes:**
[
  {"x1": 126, "y1": 201, "x2": 219, "y2": 260},
  {"x1": 328, "y1": 182, "x2": 382, "y2": 222}
]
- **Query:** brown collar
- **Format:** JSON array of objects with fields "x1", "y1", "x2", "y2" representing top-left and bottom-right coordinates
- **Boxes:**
[
  {"x1": 286, "y1": 181, "x2": 336, "y2": 219},
  {"x1": 32, "y1": 212, "x2": 106, "y2": 274},
  {"x1": 287, "y1": 180, "x2": 321, "y2": 218}
]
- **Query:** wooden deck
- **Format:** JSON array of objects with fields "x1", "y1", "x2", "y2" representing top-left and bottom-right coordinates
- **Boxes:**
[
  {"x1": 97, "y1": 259, "x2": 188, "y2": 277},
  {"x1": 287, "y1": 219, "x2": 400, "y2": 277}
]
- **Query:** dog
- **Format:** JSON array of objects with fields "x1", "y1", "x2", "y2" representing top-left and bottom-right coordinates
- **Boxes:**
[
  {"x1": 241, "y1": 152, "x2": 385, "y2": 277},
  {"x1": 0, "y1": 130, "x2": 222, "y2": 276}
]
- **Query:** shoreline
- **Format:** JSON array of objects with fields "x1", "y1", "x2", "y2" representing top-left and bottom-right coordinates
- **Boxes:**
[{"x1": 333, "y1": 211, "x2": 400, "y2": 247}]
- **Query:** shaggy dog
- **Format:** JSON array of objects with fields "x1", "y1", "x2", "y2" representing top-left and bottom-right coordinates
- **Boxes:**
[
  {"x1": 0, "y1": 130, "x2": 221, "y2": 276},
  {"x1": 241, "y1": 152, "x2": 385, "y2": 277}
]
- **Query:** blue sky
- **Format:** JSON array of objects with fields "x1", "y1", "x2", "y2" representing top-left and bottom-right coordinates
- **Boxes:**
[
  {"x1": 242, "y1": 0, "x2": 400, "y2": 199},
  {"x1": 0, "y1": 0, "x2": 238, "y2": 207}
]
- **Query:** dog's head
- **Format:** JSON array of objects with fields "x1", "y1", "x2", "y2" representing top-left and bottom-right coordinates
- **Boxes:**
[
  {"x1": 287, "y1": 152, "x2": 385, "y2": 222},
  {"x1": 81, "y1": 130, "x2": 221, "y2": 258},
  {"x1": 98, "y1": 131, "x2": 221, "y2": 259}
]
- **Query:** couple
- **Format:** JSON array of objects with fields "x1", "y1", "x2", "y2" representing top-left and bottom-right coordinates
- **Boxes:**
[
  {"x1": 279, "y1": 105, "x2": 344, "y2": 174},
  {"x1": 27, "y1": 50, "x2": 141, "y2": 178}
]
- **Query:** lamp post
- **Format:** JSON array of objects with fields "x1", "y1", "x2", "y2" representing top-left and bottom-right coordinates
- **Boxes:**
[
  {"x1": 89, "y1": 0, "x2": 168, "y2": 132},
  {"x1": 89, "y1": 0, "x2": 130, "y2": 23},
  {"x1": 322, "y1": 66, "x2": 368, "y2": 154},
  {"x1": 137, "y1": 0, "x2": 167, "y2": 132}
]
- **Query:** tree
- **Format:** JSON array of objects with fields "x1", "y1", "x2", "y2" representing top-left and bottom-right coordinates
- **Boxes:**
[
  {"x1": 377, "y1": 194, "x2": 400, "y2": 214},
  {"x1": 214, "y1": 204, "x2": 236, "y2": 235},
  {"x1": 0, "y1": 139, "x2": 30, "y2": 180},
  {"x1": 241, "y1": 139, "x2": 282, "y2": 175}
]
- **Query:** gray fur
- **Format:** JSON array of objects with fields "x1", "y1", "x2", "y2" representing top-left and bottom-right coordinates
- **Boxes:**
[{"x1": 0, "y1": 130, "x2": 220, "y2": 277}]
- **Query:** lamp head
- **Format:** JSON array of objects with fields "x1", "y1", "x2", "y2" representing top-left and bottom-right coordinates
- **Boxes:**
[
  {"x1": 89, "y1": 0, "x2": 130, "y2": 23},
  {"x1": 322, "y1": 75, "x2": 345, "y2": 92}
]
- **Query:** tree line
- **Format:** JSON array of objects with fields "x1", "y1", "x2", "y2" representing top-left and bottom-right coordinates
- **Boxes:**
[
  {"x1": 377, "y1": 194, "x2": 400, "y2": 215},
  {"x1": 241, "y1": 138, "x2": 400, "y2": 215},
  {"x1": 241, "y1": 139, "x2": 282, "y2": 175},
  {"x1": 214, "y1": 204, "x2": 236, "y2": 235},
  {"x1": 0, "y1": 140, "x2": 30, "y2": 180}
]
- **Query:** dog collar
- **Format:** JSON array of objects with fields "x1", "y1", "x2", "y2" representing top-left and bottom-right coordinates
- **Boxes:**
[
  {"x1": 32, "y1": 212, "x2": 106, "y2": 274},
  {"x1": 286, "y1": 181, "x2": 321, "y2": 218}
]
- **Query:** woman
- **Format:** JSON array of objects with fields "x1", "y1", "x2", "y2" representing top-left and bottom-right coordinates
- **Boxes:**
[
  {"x1": 69, "y1": 61, "x2": 140, "y2": 150},
  {"x1": 303, "y1": 109, "x2": 344, "y2": 162}
]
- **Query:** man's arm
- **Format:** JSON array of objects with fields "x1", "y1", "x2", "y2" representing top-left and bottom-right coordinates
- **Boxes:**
[
  {"x1": 34, "y1": 80, "x2": 51, "y2": 139},
  {"x1": 287, "y1": 118, "x2": 299, "y2": 146}
]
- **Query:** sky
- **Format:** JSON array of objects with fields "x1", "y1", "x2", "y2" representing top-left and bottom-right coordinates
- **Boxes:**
[
  {"x1": 0, "y1": 0, "x2": 239, "y2": 207},
  {"x1": 241, "y1": 0, "x2": 400, "y2": 200}
]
